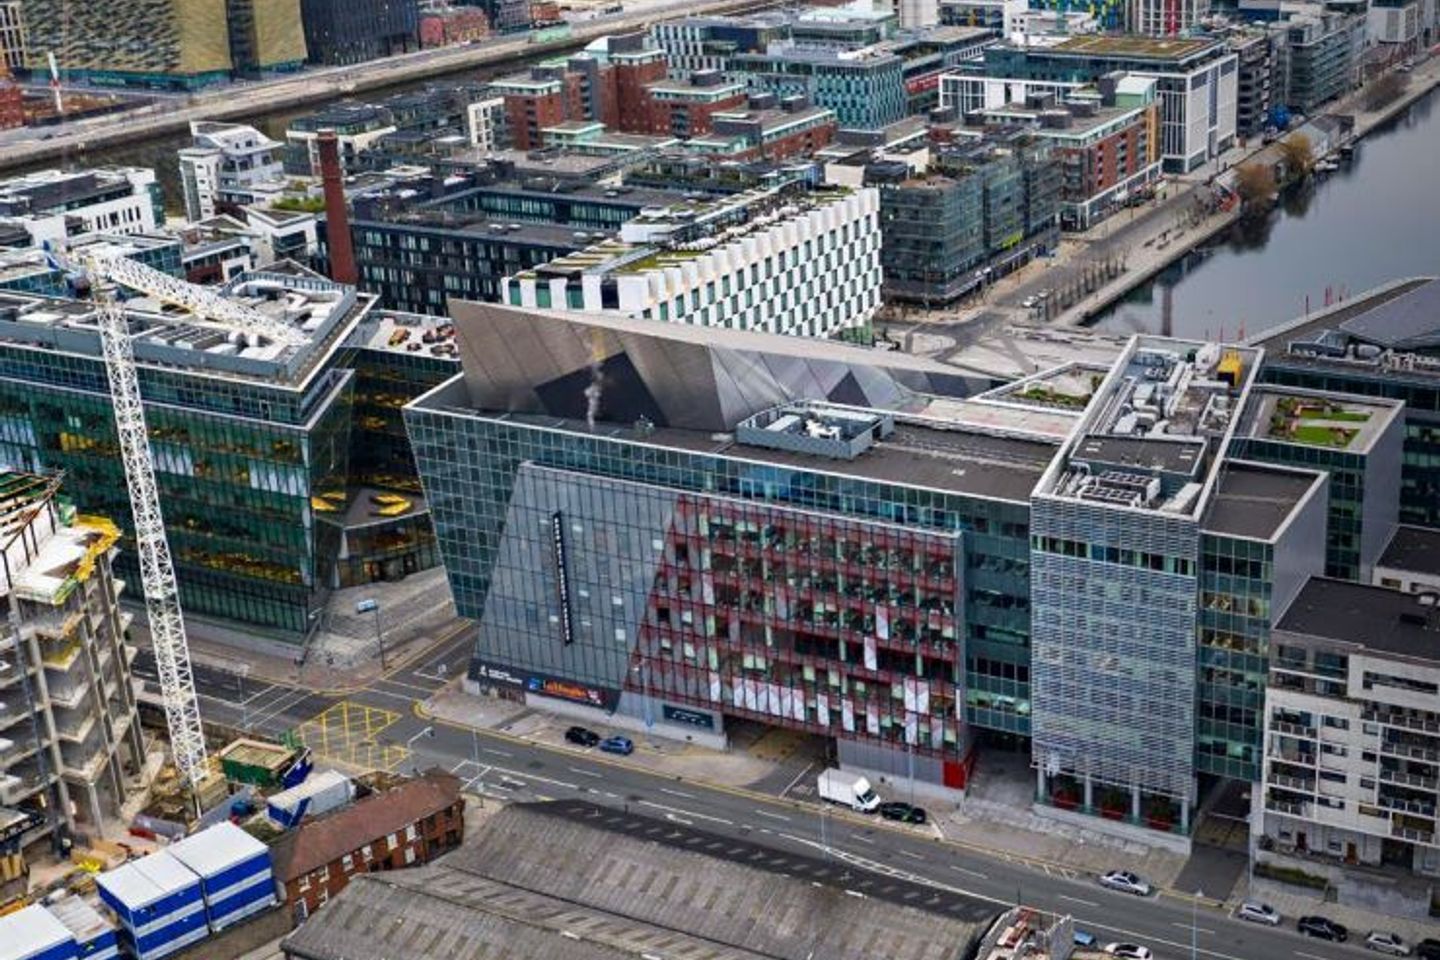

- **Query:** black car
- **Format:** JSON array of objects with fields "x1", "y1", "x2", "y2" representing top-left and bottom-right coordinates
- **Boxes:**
[
  {"x1": 1415, "y1": 939, "x2": 1440, "y2": 960},
  {"x1": 878, "y1": 801, "x2": 928, "y2": 824},
  {"x1": 1297, "y1": 916, "x2": 1348, "y2": 942},
  {"x1": 565, "y1": 726, "x2": 600, "y2": 747}
]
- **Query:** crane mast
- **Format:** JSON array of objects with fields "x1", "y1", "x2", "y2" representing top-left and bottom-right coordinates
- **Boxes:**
[{"x1": 93, "y1": 281, "x2": 208, "y2": 788}]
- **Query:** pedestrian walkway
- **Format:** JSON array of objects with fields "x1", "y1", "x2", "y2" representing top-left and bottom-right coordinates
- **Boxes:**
[{"x1": 1243, "y1": 879, "x2": 1440, "y2": 945}]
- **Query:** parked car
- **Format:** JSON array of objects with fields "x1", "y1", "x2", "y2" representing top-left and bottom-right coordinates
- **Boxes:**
[
  {"x1": 1097, "y1": 870, "x2": 1152, "y2": 896},
  {"x1": 877, "y1": 801, "x2": 927, "y2": 824},
  {"x1": 599, "y1": 735, "x2": 634, "y2": 756},
  {"x1": 1021, "y1": 296, "x2": 1038, "y2": 308},
  {"x1": 1237, "y1": 901, "x2": 1281, "y2": 925},
  {"x1": 1366, "y1": 932, "x2": 1412, "y2": 956},
  {"x1": 1414, "y1": 938, "x2": 1440, "y2": 960},
  {"x1": 1073, "y1": 930, "x2": 1098, "y2": 948},
  {"x1": 1103, "y1": 943, "x2": 1153, "y2": 960},
  {"x1": 565, "y1": 726, "x2": 600, "y2": 747},
  {"x1": 1297, "y1": 916, "x2": 1348, "y2": 942}
]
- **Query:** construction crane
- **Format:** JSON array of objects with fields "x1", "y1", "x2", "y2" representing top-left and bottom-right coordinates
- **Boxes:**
[{"x1": 44, "y1": 247, "x2": 304, "y2": 794}]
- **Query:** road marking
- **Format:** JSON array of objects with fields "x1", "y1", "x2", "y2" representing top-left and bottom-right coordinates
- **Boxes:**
[
  {"x1": 637, "y1": 800, "x2": 732, "y2": 826},
  {"x1": 951, "y1": 865, "x2": 989, "y2": 880},
  {"x1": 849, "y1": 834, "x2": 875, "y2": 844},
  {"x1": 1058, "y1": 895, "x2": 1099, "y2": 908},
  {"x1": 754, "y1": 809, "x2": 791, "y2": 822},
  {"x1": 1173, "y1": 923, "x2": 1214, "y2": 935},
  {"x1": 659, "y1": 787, "x2": 695, "y2": 799},
  {"x1": 1295, "y1": 952, "x2": 1331, "y2": 960},
  {"x1": 897, "y1": 850, "x2": 925, "y2": 862},
  {"x1": 569, "y1": 767, "x2": 604, "y2": 779},
  {"x1": 779, "y1": 761, "x2": 816, "y2": 798},
  {"x1": 664, "y1": 813, "x2": 694, "y2": 826},
  {"x1": 482, "y1": 747, "x2": 513, "y2": 758}
]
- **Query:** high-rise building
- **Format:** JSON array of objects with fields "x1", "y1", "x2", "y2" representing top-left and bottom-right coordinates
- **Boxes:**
[
  {"x1": 1127, "y1": 0, "x2": 1210, "y2": 37},
  {"x1": 225, "y1": 0, "x2": 308, "y2": 77},
  {"x1": 21, "y1": 0, "x2": 234, "y2": 88},
  {"x1": 300, "y1": 0, "x2": 419, "y2": 66},
  {"x1": 0, "y1": 471, "x2": 147, "y2": 845},
  {"x1": 1279, "y1": 9, "x2": 1364, "y2": 113},
  {"x1": 0, "y1": 167, "x2": 164, "y2": 247},
  {"x1": 178, "y1": 121, "x2": 288, "y2": 221},
  {"x1": 0, "y1": 1, "x2": 24, "y2": 74},
  {"x1": 503, "y1": 181, "x2": 882, "y2": 340}
]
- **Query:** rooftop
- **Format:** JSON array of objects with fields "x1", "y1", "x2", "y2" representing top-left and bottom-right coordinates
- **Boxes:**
[
  {"x1": 1276, "y1": 578, "x2": 1440, "y2": 663},
  {"x1": 281, "y1": 799, "x2": 999, "y2": 960},
  {"x1": 0, "y1": 264, "x2": 369, "y2": 386},
  {"x1": 1241, "y1": 387, "x2": 1399, "y2": 454},
  {"x1": 1378, "y1": 525, "x2": 1440, "y2": 577},
  {"x1": 349, "y1": 310, "x2": 458, "y2": 359},
  {"x1": 1203, "y1": 461, "x2": 1326, "y2": 541},
  {"x1": 1045, "y1": 34, "x2": 1220, "y2": 59}
]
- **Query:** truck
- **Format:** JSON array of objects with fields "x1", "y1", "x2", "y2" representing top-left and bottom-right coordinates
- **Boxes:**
[{"x1": 817, "y1": 770, "x2": 881, "y2": 813}]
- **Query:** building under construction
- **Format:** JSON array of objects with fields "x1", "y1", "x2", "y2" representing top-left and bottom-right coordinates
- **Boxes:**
[{"x1": 0, "y1": 471, "x2": 146, "y2": 857}]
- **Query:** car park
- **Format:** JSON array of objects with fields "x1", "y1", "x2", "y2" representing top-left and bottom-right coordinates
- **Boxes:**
[
  {"x1": 1366, "y1": 932, "x2": 1412, "y2": 956},
  {"x1": 565, "y1": 726, "x2": 600, "y2": 747},
  {"x1": 599, "y1": 735, "x2": 634, "y2": 756},
  {"x1": 1097, "y1": 870, "x2": 1152, "y2": 896},
  {"x1": 1237, "y1": 901, "x2": 1281, "y2": 925},
  {"x1": 1297, "y1": 916, "x2": 1348, "y2": 942},
  {"x1": 877, "y1": 801, "x2": 927, "y2": 824}
]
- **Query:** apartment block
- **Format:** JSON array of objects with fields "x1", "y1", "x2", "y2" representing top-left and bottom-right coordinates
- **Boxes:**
[
  {"x1": 1261, "y1": 579, "x2": 1439, "y2": 877},
  {"x1": 0, "y1": 1, "x2": 23, "y2": 74},
  {"x1": 179, "y1": 122, "x2": 288, "y2": 221},
  {"x1": 503, "y1": 181, "x2": 882, "y2": 340},
  {"x1": 0, "y1": 472, "x2": 146, "y2": 848},
  {"x1": 1280, "y1": 9, "x2": 1364, "y2": 114},
  {"x1": 1373, "y1": 525, "x2": 1440, "y2": 595},
  {"x1": 0, "y1": 167, "x2": 164, "y2": 247}
]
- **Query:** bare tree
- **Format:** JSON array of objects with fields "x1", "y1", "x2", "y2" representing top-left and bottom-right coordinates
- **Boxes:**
[
  {"x1": 1277, "y1": 134, "x2": 1314, "y2": 180},
  {"x1": 1234, "y1": 163, "x2": 1278, "y2": 210}
]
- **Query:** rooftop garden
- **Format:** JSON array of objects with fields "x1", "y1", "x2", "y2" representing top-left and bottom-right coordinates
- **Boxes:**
[
  {"x1": 1017, "y1": 385, "x2": 1092, "y2": 409},
  {"x1": 1267, "y1": 396, "x2": 1371, "y2": 449}
]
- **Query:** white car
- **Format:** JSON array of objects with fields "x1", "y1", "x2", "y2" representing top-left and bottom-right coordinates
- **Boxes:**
[
  {"x1": 1097, "y1": 870, "x2": 1152, "y2": 896},
  {"x1": 1021, "y1": 296, "x2": 1038, "y2": 308},
  {"x1": 1104, "y1": 944, "x2": 1153, "y2": 960},
  {"x1": 1367, "y1": 932, "x2": 1412, "y2": 956},
  {"x1": 1237, "y1": 901, "x2": 1281, "y2": 925}
]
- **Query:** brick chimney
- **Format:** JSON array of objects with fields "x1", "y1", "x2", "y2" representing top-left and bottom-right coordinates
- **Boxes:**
[{"x1": 317, "y1": 129, "x2": 358, "y2": 286}]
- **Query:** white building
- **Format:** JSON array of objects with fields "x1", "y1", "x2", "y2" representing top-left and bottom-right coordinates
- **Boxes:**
[
  {"x1": 1261, "y1": 579, "x2": 1440, "y2": 878},
  {"x1": 504, "y1": 184, "x2": 882, "y2": 340},
  {"x1": 1367, "y1": 0, "x2": 1422, "y2": 48},
  {"x1": 177, "y1": 121, "x2": 287, "y2": 221},
  {"x1": 466, "y1": 95, "x2": 507, "y2": 153},
  {"x1": 894, "y1": 0, "x2": 939, "y2": 29},
  {"x1": 1128, "y1": 0, "x2": 1210, "y2": 37},
  {"x1": 0, "y1": 167, "x2": 161, "y2": 246},
  {"x1": 1373, "y1": 526, "x2": 1440, "y2": 595}
]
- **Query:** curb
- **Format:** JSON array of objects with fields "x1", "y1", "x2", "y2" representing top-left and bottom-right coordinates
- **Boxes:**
[{"x1": 411, "y1": 698, "x2": 1228, "y2": 909}]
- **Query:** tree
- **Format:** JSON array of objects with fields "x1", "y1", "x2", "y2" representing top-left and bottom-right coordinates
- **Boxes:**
[
  {"x1": 1234, "y1": 163, "x2": 1277, "y2": 210},
  {"x1": 1365, "y1": 71, "x2": 1407, "y2": 111},
  {"x1": 1277, "y1": 134, "x2": 1313, "y2": 180}
]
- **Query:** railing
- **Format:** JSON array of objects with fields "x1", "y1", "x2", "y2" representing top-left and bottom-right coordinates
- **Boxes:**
[
  {"x1": 1381, "y1": 741, "x2": 1440, "y2": 762},
  {"x1": 1365, "y1": 708, "x2": 1440, "y2": 735},
  {"x1": 1377, "y1": 794, "x2": 1437, "y2": 817},
  {"x1": 1392, "y1": 825, "x2": 1435, "y2": 844},
  {"x1": 1272, "y1": 774, "x2": 1316, "y2": 792},
  {"x1": 1272, "y1": 720, "x2": 1317, "y2": 738},
  {"x1": 1379, "y1": 768, "x2": 1439, "y2": 790}
]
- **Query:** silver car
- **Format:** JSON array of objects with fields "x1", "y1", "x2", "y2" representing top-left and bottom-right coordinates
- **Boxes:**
[
  {"x1": 1237, "y1": 901, "x2": 1281, "y2": 925},
  {"x1": 1367, "y1": 932, "x2": 1412, "y2": 957},
  {"x1": 1097, "y1": 870, "x2": 1152, "y2": 896}
]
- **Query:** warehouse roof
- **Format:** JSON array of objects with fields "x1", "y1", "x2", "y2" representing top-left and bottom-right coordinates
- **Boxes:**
[{"x1": 281, "y1": 800, "x2": 999, "y2": 960}]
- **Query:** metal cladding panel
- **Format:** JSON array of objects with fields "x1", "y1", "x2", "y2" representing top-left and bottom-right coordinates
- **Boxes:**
[
  {"x1": 206, "y1": 882, "x2": 277, "y2": 931},
  {"x1": 130, "y1": 909, "x2": 208, "y2": 960},
  {"x1": 253, "y1": 0, "x2": 308, "y2": 66},
  {"x1": 166, "y1": 822, "x2": 271, "y2": 883},
  {"x1": 1029, "y1": 497, "x2": 1199, "y2": 800}
]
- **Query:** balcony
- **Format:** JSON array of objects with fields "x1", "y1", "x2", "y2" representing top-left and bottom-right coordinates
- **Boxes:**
[
  {"x1": 1364, "y1": 708, "x2": 1440, "y2": 735},
  {"x1": 1377, "y1": 794, "x2": 1437, "y2": 818},
  {"x1": 1381, "y1": 740, "x2": 1440, "y2": 763},
  {"x1": 1271, "y1": 720, "x2": 1317, "y2": 738},
  {"x1": 1270, "y1": 773, "x2": 1315, "y2": 792},
  {"x1": 1266, "y1": 796, "x2": 1310, "y2": 817},
  {"x1": 1379, "y1": 768, "x2": 1439, "y2": 791},
  {"x1": 1391, "y1": 824, "x2": 1435, "y2": 845}
]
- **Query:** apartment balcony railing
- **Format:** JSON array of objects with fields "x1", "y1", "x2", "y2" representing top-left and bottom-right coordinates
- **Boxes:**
[
  {"x1": 1381, "y1": 741, "x2": 1440, "y2": 763},
  {"x1": 1379, "y1": 768, "x2": 1439, "y2": 791},
  {"x1": 1363, "y1": 708, "x2": 1440, "y2": 735},
  {"x1": 1271, "y1": 720, "x2": 1317, "y2": 739},
  {"x1": 1377, "y1": 794, "x2": 1437, "y2": 818}
]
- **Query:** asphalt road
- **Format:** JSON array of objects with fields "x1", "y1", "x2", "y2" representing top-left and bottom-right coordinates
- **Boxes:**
[{"x1": 133, "y1": 638, "x2": 1377, "y2": 960}]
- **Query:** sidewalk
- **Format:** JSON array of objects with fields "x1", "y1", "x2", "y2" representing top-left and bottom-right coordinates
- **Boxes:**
[{"x1": 1244, "y1": 878, "x2": 1440, "y2": 944}]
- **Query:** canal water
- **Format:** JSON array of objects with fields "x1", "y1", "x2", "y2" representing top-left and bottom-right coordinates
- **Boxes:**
[{"x1": 1092, "y1": 85, "x2": 1440, "y2": 340}]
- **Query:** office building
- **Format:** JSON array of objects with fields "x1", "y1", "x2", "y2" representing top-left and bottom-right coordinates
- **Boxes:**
[
  {"x1": 0, "y1": 232, "x2": 182, "y2": 297},
  {"x1": 0, "y1": 266, "x2": 379, "y2": 637},
  {"x1": 504, "y1": 181, "x2": 881, "y2": 340},
  {"x1": 788, "y1": 5, "x2": 899, "y2": 50},
  {"x1": 684, "y1": 98, "x2": 839, "y2": 161},
  {"x1": 0, "y1": 167, "x2": 163, "y2": 247},
  {"x1": 179, "y1": 121, "x2": 288, "y2": 221},
  {"x1": 300, "y1": 0, "x2": 419, "y2": 66},
  {"x1": 968, "y1": 35, "x2": 1238, "y2": 172},
  {"x1": 865, "y1": 133, "x2": 1059, "y2": 304},
  {"x1": 1280, "y1": 9, "x2": 1364, "y2": 113},
  {"x1": 1253, "y1": 276, "x2": 1440, "y2": 530},
  {"x1": 1231, "y1": 387, "x2": 1403, "y2": 582},
  {"x1": 729, "y1": 46, "x2": 909, "y2": 131},
  {"x1": 0, "y1": 472, "x2": 147, "y2": 846},
  {"x1": 225, "y1": 0, "x2": 308, "y2": 77},
  {"x1": 1128, "y1": 0, "x2": 1210, "y2": 36},
  {"x1": 1030, "y1": 338, "x2": 1326, "y2": 837},
  {"x1": 971, "y1": 74, "x2": 1162, "y2": 231},
  {"x1": 938, "y1": 0, "x2": 1028, "y2": 36},
  {"x1": 1260, "y1": 580, "x2": 1440, "y2": 877},
  {"x1": 649, "y1": 15, "x2": 792, "y2": 79},
  {"x1": 1373, "y1": 525, "x2": 1440, "y2": 594},
  {"x1": 0, "y1": 1, "x2": 23, "y2": 74}
]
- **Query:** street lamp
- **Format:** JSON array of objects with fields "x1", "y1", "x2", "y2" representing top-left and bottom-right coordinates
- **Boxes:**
[
  {"x1": 406, "y1": 725, "x2": 435, "y2": 775},
  {"x1": 356, "y1": 598, "x2": 386, "y2": 669},
  {"x1": 1192, "y1": 888, "x2": 1204, "y2": 960}
]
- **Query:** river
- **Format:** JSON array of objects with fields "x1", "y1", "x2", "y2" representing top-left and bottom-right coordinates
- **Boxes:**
[{"x1": 1092, "y1": 85, "x2": 1440, "y2": 340}]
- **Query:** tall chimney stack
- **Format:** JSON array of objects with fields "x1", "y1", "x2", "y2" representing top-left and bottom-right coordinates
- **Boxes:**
[{"x1": 317, "y1": 129, "x2": 358, "y2": 286}]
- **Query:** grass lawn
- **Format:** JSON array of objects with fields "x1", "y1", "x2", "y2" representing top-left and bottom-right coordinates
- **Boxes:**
[
  {"x1": 1293, "y1": 424, "x2": 1357, "y2": 447},
  {"x1": 1297, "y1": 407, "x2": 1371, "y2": 422}
]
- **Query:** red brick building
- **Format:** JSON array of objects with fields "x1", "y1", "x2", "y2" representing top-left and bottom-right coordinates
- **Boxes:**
[
  {"x1": 690, "y1": 102, "x2": 839, "y2": 162},
  {"x1": 418, "y1": 9, "x2": 490, "y2": 49},
  {"x1": 0, "y1": 63, "x2": 22, "y2": 131},
  {"x1": 269, "y1": 771, "x2": 464, "y2": 924},
  {"x1": 639, "y1": 70, "x2": 748, "y2": 138}
]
